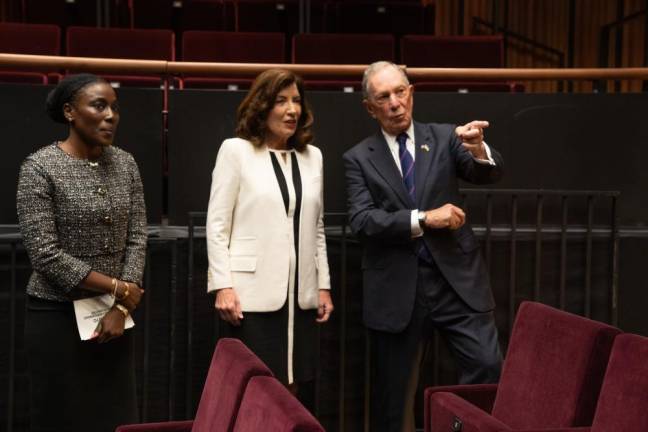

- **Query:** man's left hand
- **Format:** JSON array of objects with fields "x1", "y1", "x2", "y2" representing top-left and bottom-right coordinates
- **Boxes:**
[{"x1": 456, "y1": 120, "x2": 489, "y2": 160}]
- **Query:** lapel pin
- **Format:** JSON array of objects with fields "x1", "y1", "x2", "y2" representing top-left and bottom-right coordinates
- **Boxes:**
[{"x1": 420, "y1": 144, "x2": 430, "y2": 152}]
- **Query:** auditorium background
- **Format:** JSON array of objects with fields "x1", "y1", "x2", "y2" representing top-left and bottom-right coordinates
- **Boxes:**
[{"x1": 1, "y1": 0, "x2": 647, "y2": 431}]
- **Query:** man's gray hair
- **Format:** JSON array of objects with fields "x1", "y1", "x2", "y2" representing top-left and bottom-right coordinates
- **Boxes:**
[{"x1": 361, "y1": 61, "x2": 410, "y2": 99}]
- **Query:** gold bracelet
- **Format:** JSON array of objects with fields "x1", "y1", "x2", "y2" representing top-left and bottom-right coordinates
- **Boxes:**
[
  {"x1": 117, "y1": 281, "x2": 130, "y2": 300},
  {"x1": 114, "y1": 303, "x2": 129, "y2": 317},
  {"x1": 111, "y1": 278, "x2": 118, "y2": 298}
]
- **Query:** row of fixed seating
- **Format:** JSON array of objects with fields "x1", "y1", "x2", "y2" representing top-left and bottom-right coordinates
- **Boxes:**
[
  {"x1": 424, "y1": 301, "x2": 648, "y2": 431},
  {"x1": 116, "y1": 338, "x2": 323, "y2": 431},
  {"x1": 9, "y1": 0, "x2": 435, "y2": 35},
  {"x1": 0, "y1": 23, "x2": 522, "y2": 92}
]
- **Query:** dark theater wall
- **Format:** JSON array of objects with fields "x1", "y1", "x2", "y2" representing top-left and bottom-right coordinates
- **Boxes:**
[
  {"x1": 168, "y1": 90, "x2": 648, "y2": 227},
  {"x1": 0, "y1": 84, "x2": 164, "y2": 224},
  {"x1": 2, "y1": 85, "x2": 646, "y2": 227}
]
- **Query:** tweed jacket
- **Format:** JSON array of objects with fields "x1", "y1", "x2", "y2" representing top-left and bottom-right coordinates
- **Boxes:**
[{"x1": 16, "y1": 143, "x2": 147, "y2": 302}]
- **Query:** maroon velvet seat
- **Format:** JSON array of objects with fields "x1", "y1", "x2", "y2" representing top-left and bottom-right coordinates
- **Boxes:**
[
  {"x1": 328, "y1": 1, "x2": 426, "y2": 35},
  {"x1": 179, "y1": 0, "x2": 227, "y2": 32},
  {"x1": 125, "y1": 0, "x2": 177, "y2": 29},
  {"x1": 486, "y1": 334, "x2": 648, "y2": 432},
  {"x1": 292, "y1": 33, "x2": 395, "y2": 91},
  {"x1": 116, "y1": 338, "x2": 273, "y2": 432},
  {"x1": 401, "y1": 35, "x2": 523, "y2": 93},
  {"x1": 229, "y1": 0, "x2": 299, "y2": 34},
  {"x1": 0, "y1": 23, "x2": 61, "y2": 84},
  {"x1": 587, "y1": 333, "x2": 648, "y2": 431},
  {"x1": 66, "y1": 26, "x2": 175, "y2": 88},
  {"x1": 233, "y1": 376, "x2": 324, "y2": 432},
  {"x1": 181, "y1": 31, "x2": 285, "y2": 89},
  {"x1": 424, "y1": 301, "x2": 621, "y2": 432},
  {"x1": 22, "y1": 0, "x2": 98, "y2": 26}
]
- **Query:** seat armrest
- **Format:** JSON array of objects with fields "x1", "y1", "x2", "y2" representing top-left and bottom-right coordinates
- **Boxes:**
[
  {"x1": 425, "y1": 384, "x2": 498, "y2": 431},
  {"x1": 428, "y1": 391, "x2": 511, "y2": 432},
  {"x1": 116, "y1": 420, "x2": 194, "y2": 431}
]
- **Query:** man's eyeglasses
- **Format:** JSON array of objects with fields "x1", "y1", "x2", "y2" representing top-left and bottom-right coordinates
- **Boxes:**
[{"x1": 371, "y1": 86, "x2": 410, "y2": 106}]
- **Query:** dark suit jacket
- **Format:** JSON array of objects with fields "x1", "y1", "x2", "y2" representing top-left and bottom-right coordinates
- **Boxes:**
[{"x1": 343, "y1": 121, "x2": 503, "y2": 333}]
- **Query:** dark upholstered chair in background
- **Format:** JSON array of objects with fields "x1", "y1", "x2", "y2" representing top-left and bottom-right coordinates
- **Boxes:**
[
  {"x1": 233, "y1": 376, "x2": 324, "y2": 432},
  {"x1": 66, "y1": 26, "x2": 175, "y2": 87},
  {"x1": 401, "y1": 35, "x2": 524, "y2": 93},
  {"x1": 0, "y1": 23, "x2": 61, "y2": 84},
  {"x1": 116, "y1": 338, "x2": 273, "y2": 432},
  {"x1": 292, "y1": 33, "x2": 394, "y2": 91},
  {"x1": 425, "y1": 301, "x2": 621, "y2": 432},
  {"x1": 181, "y1": 31, "x2": 285, "y2": 89}
]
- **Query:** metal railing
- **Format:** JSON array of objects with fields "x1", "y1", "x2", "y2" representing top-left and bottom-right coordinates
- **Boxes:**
[{"x1": 1, "y1": 188, "x2": 621, "y2": 431}]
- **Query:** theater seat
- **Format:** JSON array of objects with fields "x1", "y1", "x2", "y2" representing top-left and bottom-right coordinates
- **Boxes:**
[
  {"x1": 230, "y1": 0, "x2": 299, "y2": 34},
  {"x1": 0, "y1": 23, "x2": 61, "y2": 85},
  {"x1": 22, "y1": 0, "x2": 98, "y2": 27},
  {"x1": 402, "y1": 35, "x2": 523, "y2": 92},
  {"x1": 587, "y1": 333, "x2": 648, "y2": 431},
  {"x1": 181, "y1": 31, "x2": 285, "y2": 89},
  {"x1": 179, "y1": 0, "x2": 227, "y2": 32},
  {"x1": 292, "y1": 33, "x2": 395, "y2": 91},
  {"x1": 116, "y1": 338, "x2": 273, "y2": 432},
  {"x1": 66, "y1": 26, "x2": 175, "y2": 88},
  {"x1": 329, "y1": 1, "x2": 426, "y2": 35},
  {"x1": 233, "y1": 376, "x2": 324, "y2": 432},
  {"x1": 425, "y1": 301, "x2": 621, "y2": 432}
]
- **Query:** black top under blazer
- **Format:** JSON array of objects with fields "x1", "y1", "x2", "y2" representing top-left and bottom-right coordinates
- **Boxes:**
[{"x1": 343, "y1": 121, "x2": 503, "y2": 333}]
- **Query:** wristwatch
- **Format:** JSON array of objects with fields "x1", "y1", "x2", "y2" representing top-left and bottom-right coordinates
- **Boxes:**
[{"x1": 417, "y1": 211, "x2": 427, "y2": 229}]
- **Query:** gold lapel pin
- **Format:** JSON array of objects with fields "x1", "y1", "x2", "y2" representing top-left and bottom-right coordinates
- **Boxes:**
[{"x1": 420, "y1": 144, "x2": 430, "y2": 152}]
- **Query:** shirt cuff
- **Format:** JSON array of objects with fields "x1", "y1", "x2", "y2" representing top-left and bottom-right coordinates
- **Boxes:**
[
  {"x1": 474, "y1": 141, "x2": 495, "y2": 165},
  {"x1": 411, "y1": 210, "x2": 423, "y2": 238}
]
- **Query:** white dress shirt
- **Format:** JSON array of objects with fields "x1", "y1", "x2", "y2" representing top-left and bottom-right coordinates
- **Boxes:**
[{"x1": 381, "y1": 122, "x2": 496, "y2": 237}]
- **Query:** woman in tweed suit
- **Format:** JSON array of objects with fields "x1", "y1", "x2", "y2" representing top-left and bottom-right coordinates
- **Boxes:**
[{"x1": 16, "y1": 74, "x2": 146, "y2": 432}]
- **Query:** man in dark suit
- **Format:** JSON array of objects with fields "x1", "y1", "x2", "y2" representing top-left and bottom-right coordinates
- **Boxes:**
[{"x1": 343, "y1": 61, "x2": 503, "y2": 432}]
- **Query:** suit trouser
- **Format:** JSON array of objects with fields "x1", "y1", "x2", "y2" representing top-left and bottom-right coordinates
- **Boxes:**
[{"x1": 369, "y1": 261, "x2": 503, "y2": 432}]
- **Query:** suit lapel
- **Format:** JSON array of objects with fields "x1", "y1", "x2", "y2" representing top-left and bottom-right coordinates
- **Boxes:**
[
  {"x1": 367, "y1": 131, "x2": 412, "y2": 208},
  {"x1": 414, "y1": 121, "x2": 436, "y2": 206}
]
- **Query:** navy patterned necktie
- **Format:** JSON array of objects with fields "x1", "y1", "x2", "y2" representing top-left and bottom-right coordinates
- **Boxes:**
[
  {"x1": 397, "y1": 132, "x2": 415, "y2": 202},
  {"x1": 398, "y1": 132, "x2": 434, "y2": 263}
]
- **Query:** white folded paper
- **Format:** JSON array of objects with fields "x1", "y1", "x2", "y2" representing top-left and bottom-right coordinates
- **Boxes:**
[{"x1": 73, "y1": 294, "x2": 135, "y2": 340}]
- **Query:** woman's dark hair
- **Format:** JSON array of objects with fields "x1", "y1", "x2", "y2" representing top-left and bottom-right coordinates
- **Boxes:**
[
  {"x1": 235, "y1": 69, "x2": 314, "y2": 151},
  {"x1": 45, "y1": 73, "x2": 107, "y2": 123}
]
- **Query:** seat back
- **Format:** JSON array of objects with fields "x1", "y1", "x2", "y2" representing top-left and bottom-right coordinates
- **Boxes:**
[
  {"x1": 0, "y1": 22, "x2": 60, "y2": 55},
  {"x1": 182, "y1": 31, "x2": 285, "y2": 63},
  {"x1": 591, "y1": 334, "x2": 648, "y2": 431},
  {"x1": 492, "y1": 301, "x2": 620, "y2": 429},
  {"x1": 233, "y1": 376, "x2": 324, "y2": 432},
  {"x1": 0, "y1": 23, "x2": 61, "y2": 84},
  {"x1": 292, "y1": 33, "x2": 394, "y2": 64},
  {"x1": 331, "y1": 1, "x2": 426, "y2": 35},
  {"x1": 400, "y1": 35, "x2": 503, "y2": 68},
  {"x1": 191, "y1": 338, "x2": 273, "y2": 432},
  {"x1": 67, "y1": 26, "x2": 175, "y2": 61}
]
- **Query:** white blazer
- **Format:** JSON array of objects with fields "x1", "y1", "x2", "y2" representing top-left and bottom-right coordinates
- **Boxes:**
[{"x1": 206, "y1": 138, "x2": 331, "y2": 312}]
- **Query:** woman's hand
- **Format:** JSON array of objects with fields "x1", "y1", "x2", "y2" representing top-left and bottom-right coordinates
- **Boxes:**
[
  {"x1": 118, "y1": 282, "x2": 144, "y2": 311},
  {"x1": 316, "y1": 289, "x2": 334, "y2": 323},
  {"x1": 215, "y1": 288, "x2": 243, "y2": 326},
  {"x1": 94, "y1": 308, "x2": 126, "y2": 343}
]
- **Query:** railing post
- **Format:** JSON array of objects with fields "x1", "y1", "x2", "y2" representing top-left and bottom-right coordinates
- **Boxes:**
[{"x1": 597, "y1": 26, "x2": 610, "y2": 93}]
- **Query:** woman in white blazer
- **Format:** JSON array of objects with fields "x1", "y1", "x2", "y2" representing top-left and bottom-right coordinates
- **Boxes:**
[{"x1": 206, "y1": 69, "x2": 333, "y2": 409}]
